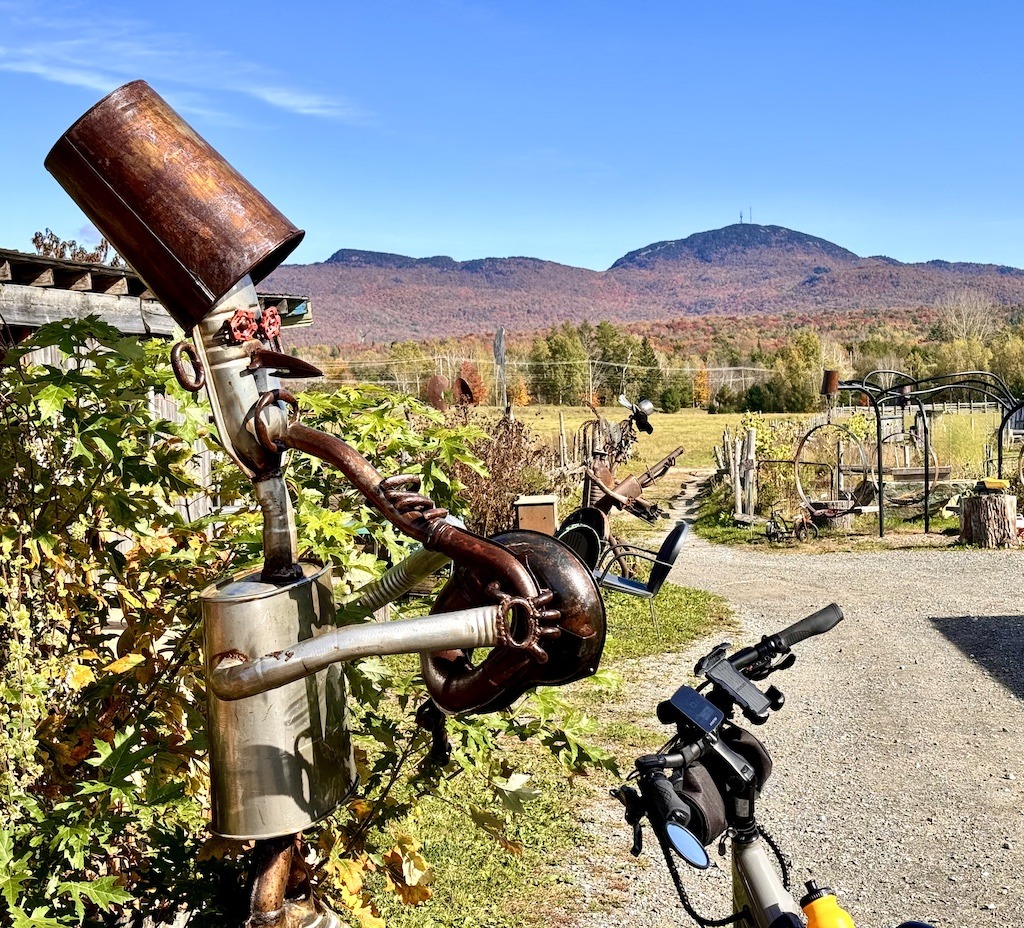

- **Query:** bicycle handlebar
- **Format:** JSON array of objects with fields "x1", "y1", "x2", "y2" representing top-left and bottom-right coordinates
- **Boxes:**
[
  {"x1": 724, "y1": 602, "x2": 844, "y2": 678},
  {"x1": 771, "y1": 602, "x2": 844, "y2": 651},
  {"x1": 645, "y1": 771, "x2": 692, "y2": 829}
]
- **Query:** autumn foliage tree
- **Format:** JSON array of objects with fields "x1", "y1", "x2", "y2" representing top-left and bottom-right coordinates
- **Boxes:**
[{"x1": 457, "y1": 360, "x2": 488, "y2": 405}]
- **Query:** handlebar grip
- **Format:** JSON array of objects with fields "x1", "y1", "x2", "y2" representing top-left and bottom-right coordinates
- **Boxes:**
[
  {"x1": 773, "y1": 603, "x2": 844, "y2": 650},
  {"x1": 645, "y1": 772, "x2": 691, "y2": 827}
]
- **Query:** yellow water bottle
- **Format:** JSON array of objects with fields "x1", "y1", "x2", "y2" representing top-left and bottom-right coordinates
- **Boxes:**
[{"x1": 800, "y1": 880, "x2": 855, "y2": 928}]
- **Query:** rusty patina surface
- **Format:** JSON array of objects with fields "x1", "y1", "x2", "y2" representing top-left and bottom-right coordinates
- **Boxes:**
[{"x1": 45, "y1": 80, "x2": 303, "y2": 331}]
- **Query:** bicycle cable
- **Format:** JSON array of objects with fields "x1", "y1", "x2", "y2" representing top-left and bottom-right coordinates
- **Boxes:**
[
  {"x1": 756, "y1": 822, "x2": 792, "y2": 891},
  {"x1": 653, "y1": 823, "x2": 745, "y2": 927}
]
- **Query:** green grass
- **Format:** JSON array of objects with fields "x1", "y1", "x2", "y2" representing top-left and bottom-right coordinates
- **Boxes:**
[
  {"x1": 928, "y1": 407, "x2": 1002, "y2": 478},
  {"x1": 376, "y1": 581, "x2": 731, "y2": 928},
  {"x1": 513, "y1": 405, "x2": 804, "y2": 469},
  {"x1": 597, "y1": 583, "x2": 729, "y2": 663},
  {"x1": 515, "y1": 404, "x2": 1007, "y2": 478},
  {"x1": 373, "y1": 757, "x2": 585, "y2": 928}
]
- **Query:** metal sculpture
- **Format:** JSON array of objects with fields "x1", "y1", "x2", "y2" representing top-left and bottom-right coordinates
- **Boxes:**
[
  {"x1": 792, "y1": 421, "x2": 870, "y2": 516},
  {"x1": 820, "y1": 368, "x2": 1023, "y2": 536},
  {"x1": 574, "y1": 396, "x2": 683, "y2": 525},
  {"x1": 47, "y1": 80, "x2": 604, "y2": 928}
]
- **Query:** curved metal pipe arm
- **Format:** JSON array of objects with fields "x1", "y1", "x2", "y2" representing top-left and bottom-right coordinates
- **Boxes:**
[
  {"x1": 277, "y1": 420, "x2": 541, "y2": 601},
  {"x1": 209, "y1": 603, "x2": 503, "y2": 700}
]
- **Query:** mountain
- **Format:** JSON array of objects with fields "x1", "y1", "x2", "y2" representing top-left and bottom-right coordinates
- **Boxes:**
[
  {"x1": 610, "y1": 224, "x2": 860, "y2": 269},
  {"x1": 261, "y1": 224, "x2": 1024, "y2": 345}
]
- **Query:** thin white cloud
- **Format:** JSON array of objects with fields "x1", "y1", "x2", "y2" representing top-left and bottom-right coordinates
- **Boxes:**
[
  {"x1": 0, "y1": 4, "x2": 368, "y2": 123},
  {"x1": 0, "y1": 55, "x2": 118, "y2": 94},
  {"x1": 245, "y1": 85, "x2": 363, "y2": 121}
]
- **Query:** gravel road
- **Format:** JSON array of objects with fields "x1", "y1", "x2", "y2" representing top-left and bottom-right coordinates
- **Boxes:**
[{"x1": 558, "y1": 533, "x2": 1024, "y2": 928}]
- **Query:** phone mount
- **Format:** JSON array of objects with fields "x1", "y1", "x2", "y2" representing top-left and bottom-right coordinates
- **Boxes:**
[{"x1": 694, "y1": 644, "x2": 785, "y2": 724}]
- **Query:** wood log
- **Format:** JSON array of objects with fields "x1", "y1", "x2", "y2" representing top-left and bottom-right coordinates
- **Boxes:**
[
  {"x1": 732, "y1": 439, "x2": 742, "y2": 517},
  {"x1": 810, "y1": 503, "x2": 856, "y2": 531},
  {"x1": 959, "y1": 494, "x2": 1019, "y2": 548}
]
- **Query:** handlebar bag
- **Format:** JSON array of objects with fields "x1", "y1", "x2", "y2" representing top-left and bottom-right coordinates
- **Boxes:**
[
  {"x1": 674, "y1": 762, "x2": 727, "y2": 847},
  {"x1": 719, "y1": 726, "x2": 773, "y2": 790},
  {"x1": 672, "y1": 727, "x2": 774, "y2": 848}
]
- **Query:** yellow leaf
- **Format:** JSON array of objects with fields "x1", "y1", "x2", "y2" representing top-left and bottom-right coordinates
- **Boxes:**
[
  {"x1": 325, "y1": 856, "x2": 365, "y2": 895},
  {"x1": 338, "y1": 885, "x2": 385, "y2": 928},
  {"x1": 103, "y1": 653, "x2": 146, "y2": 674},
  {"x1": 348, "y1": 797, "x2": 374, "y2": 822},
  {"x1": 66, "y1": 663, "x2": 96, "y2": 692},
  {"x1": 382, "y1": 835, "x2": 434, "y2": 906}
]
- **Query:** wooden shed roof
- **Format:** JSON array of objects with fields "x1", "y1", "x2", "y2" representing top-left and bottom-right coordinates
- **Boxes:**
[{"x1": 0, "y1": 248, "x2": 311, "y2": 337}]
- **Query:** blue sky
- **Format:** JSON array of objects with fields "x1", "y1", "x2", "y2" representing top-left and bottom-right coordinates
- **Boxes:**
[{"x1": 4, "y1": 0, "x2": 1024, "y2": 271}]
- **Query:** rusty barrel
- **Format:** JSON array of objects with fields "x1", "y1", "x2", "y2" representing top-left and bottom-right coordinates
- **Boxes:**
[{"x1": 45, "y1": 80, "x2": 304, "y2": 330}]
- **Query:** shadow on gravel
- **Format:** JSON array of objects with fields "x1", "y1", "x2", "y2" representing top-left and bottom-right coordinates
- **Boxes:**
[{"x1": 931, "y1": 615, "x2": 1024, "y2": 699}]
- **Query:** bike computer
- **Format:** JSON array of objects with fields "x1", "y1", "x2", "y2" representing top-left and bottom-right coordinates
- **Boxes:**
[{"x1": 657, "y1": 685, "x2": 725, "y2": 733}]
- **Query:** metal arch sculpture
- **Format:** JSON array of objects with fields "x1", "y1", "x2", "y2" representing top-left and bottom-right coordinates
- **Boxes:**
[
  {"x1": 792, "y1": 421, "x2": 870, "y2": 517},
  {"x1": 869, "y1": 426, "x2": 943, "y2": 507},
  {"x1": 823, "y1": 367, "x2": 1024, "y2": 537}
]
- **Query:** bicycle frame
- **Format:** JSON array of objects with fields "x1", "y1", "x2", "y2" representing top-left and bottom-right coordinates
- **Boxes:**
[{"x1": 731, "y1": 836, "x2": 801, "y2": 928}]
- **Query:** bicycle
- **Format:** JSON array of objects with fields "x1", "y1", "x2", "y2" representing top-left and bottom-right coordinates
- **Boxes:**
[
  {"x1": 613, "y1": 604, "x2": 934, "y2": 928},
  {"x1": 764, "y1": 506, "x2": 819, "y2": 543}
]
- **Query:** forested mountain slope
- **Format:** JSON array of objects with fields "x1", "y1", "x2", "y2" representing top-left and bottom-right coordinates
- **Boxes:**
[{"x1": 262, "y1": 224, "x2": 1024, "y2": 345}]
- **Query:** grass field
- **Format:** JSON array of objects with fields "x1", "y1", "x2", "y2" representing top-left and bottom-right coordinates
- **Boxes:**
[
  {"x1": 510, "y1": 404, "x2": 1008, "y2": 479},
  {"x1": 512, "y1": 405, "x2": 791, "y2": 470}
]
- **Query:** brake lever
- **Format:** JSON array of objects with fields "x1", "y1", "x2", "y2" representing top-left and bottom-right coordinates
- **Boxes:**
[
  {"x1": 611, "y1": 785, "x2": 645, "y2": 857},
  {"x1": 746, "y1": 652, "x2": 796, "y2": 682}
]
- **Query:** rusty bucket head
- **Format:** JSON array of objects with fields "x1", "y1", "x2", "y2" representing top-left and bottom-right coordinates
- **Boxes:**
[{"x1": 45, "y1": 80, "x2": 304, "y2": 330}]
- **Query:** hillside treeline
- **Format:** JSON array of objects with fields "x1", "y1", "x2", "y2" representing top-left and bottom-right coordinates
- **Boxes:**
[{"x1": 302, "y1": 290, "x2": 1024, "y2": 412}]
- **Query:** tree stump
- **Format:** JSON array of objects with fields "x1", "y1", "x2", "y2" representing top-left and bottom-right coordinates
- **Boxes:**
[
  {"x1": 959, "y1": 494, "x2": 1018, "y2": 548},
  {"x1": 811, "y1": 502, "x2": 855, "y2": 532}
]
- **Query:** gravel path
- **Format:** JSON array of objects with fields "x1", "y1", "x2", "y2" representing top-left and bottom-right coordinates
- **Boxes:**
[{"x1": 557, "y1": 526, "x2": 1024, "y2": 928}]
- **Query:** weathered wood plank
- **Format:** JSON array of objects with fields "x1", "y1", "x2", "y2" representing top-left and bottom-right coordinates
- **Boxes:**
[
  {"x1": 15, "y1": 265, "x2": 55, "y2": 287},
  {"x1": 56, "y1": 270, "x2": 92, "y2": 291},
  {"x1": 92, "y1": 274, "x2": 130, "y2": 295},
  {"x1": 0, "y1": 282, "x2": 175, "y2": 336}
]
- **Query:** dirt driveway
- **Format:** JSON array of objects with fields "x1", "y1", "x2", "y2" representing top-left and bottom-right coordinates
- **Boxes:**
[{"x1": 561, "y1": 536, "x2": 1024, "y2": 928}]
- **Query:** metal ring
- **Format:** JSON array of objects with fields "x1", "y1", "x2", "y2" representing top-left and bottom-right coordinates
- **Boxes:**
[
  {"x1": 254, "y1": 389, "x2": 300, "y2": 453},
  {"x1": 170, "y1": 341, "x2": 205, "y2": 392}
]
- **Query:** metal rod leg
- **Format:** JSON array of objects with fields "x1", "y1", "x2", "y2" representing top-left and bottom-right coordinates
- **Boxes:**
[{"x1": 247, "y1": 836, "x2": 295, "y2": 928}]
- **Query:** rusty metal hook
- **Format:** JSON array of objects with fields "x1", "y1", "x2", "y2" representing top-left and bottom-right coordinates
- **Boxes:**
[
  {"x1": 254, "y1": 389, "x2": 300, "y2": 453},
  {"x1": 170, "y1": 340, "x2": 205, "y2": 392}
]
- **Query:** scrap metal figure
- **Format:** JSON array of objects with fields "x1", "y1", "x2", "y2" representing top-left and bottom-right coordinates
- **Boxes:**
[{"x1": 47, "y1": 80, "x2": 605, "y2": 928}]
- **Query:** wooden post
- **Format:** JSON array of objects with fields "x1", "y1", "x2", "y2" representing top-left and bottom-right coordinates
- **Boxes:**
[
  {"x1": 744, "y1": 427, "x2": 757, "y2": 516},
  {"x1": 960, "y1": 494, "x2": 1018, "y2": 548},
  {"x1": 732, "y1": 439, "x2": 743, "y2": 518},
  {"x1": 558, "y1": 411, "x2": 567, "y2": 467}
]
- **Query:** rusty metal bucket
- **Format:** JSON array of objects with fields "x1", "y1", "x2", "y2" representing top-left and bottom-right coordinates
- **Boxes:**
[{"x1": 45, "y1": 80, "x2": 304, "y2": 330}]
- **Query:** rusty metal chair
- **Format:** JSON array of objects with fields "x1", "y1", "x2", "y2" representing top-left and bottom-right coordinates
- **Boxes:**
[{"x1": 593, "y1": 521, "x2": 690, "y2": 629}]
